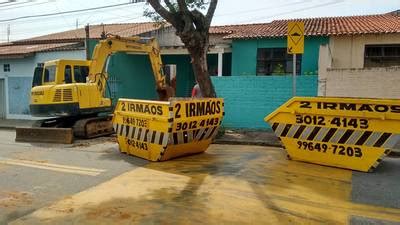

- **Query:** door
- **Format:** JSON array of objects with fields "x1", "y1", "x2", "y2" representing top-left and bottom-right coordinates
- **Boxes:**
[{"x1": 0, "y1": 79, "x2": 5, "y2": 119}]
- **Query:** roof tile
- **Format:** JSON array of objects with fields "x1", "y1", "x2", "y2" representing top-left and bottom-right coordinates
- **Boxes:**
[
  {"x1": 15, "y1": 22, "x2": 165, "y2": 44},
  {"x1": 0, "y1": 42, "x2": 82, "y2": 57},
  {"x1": 224, "y1": 13, "x2": 400, "y2": 39}
]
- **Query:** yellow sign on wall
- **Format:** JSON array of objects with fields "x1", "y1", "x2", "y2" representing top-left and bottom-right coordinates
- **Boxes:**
[{"x1": 287, "y1": 22, "x2": 304, "y2": 54}]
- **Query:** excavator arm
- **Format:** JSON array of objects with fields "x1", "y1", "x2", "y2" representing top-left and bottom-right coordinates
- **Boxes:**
[{"x1": 89, "y1": 35, "x2": 174, "y2": 100}]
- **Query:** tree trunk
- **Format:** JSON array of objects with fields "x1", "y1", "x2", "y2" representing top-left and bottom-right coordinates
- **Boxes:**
[
  {"x1": 189, "y1": 47, "x2": 216, "y2": 98},
  {"x1": 147, "y1": 0, "x2": 219, "y2": 98}
]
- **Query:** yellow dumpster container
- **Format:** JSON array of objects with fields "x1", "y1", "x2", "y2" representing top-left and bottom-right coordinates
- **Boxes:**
[
  {"x1": 112, "y1": 98, "x2": 224, "y2": 161},
  {"x1": 265, "y1": 97, "x2": 400, "y2": 172}
]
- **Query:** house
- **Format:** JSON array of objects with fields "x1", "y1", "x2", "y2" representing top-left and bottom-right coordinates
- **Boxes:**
[
  {"x1": 318, "y1": 11, "x2": 400, "y2": 98},
  {"x1": 211, "y1": 11, "x2": 400, "y2": 129},
  {"x1": 0, "y1": 41, "x2": 86, "y2": 119},
  {"x1": 0, "y1": 23, "x2": 233, "y2": 119}
]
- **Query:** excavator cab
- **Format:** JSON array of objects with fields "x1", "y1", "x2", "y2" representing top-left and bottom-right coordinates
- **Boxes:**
[
  {"x1": 29, "y1": 59, "x2": 105, "y2": 117},
  {"x1": 32, "y1": 60, "x2": 89, "y2": 87}
]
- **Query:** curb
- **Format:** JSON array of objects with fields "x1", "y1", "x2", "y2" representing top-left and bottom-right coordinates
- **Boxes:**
[
  {"x1": 213, "y1": 139, "x2": 282, "y2": 147},
  {"x1": 0, "y1": 126, "x2": 17, "y2": 130},
  {"x1": 388, "y1": 151, "x2": 400, "y2": 157}
]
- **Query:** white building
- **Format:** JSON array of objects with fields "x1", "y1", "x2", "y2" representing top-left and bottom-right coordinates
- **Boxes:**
[{"x1": 318, "y1": 11, "x2": 400, "y2": 98}]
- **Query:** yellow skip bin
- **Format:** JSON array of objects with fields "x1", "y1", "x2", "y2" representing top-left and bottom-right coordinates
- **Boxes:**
[
  {"x1": 265, "y1": 97, "x2": 400, "y2": 172},
  {"x1": 112, "y1": 98, "x2": 224, "y2": 161}
]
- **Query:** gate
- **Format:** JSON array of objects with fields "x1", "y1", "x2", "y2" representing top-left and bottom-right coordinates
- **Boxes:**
[{"x1": 0, "y1": 79, "x2": 5, "y2": 119}]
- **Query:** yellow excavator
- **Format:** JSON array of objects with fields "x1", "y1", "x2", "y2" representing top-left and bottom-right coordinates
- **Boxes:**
[{"x1": 16, "y1": 35, "x2": 175, "y2": 143}]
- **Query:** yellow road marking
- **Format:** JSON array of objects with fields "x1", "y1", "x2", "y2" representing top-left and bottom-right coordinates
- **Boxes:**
[{"x1": 0, "y1": 157, "x2": 105, "y2": 176}]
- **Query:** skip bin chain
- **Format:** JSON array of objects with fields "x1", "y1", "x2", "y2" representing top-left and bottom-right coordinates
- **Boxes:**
[
  {"x1": 264, "y1": 97, "x2": 400, "y2": 172},
  {"x1": 112, "y1": 98, "x2": 224, "y2": 161}
]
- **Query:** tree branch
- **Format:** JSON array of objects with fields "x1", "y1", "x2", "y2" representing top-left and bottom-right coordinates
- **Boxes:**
[
  {"x1": 205, "y1": 0, "x2": 218, "y2": 27},
  {"x1": 164, "y1": 0, "x2": 176, "y2": 13},
  {"x1": 177, "y1": 0, "x2": 190, "y2": 13},
  {"x1": 191, "y1": 10, "x2": 206, "y2": 30},
  {"x1": 148, "y1": 0, "x2": 176, "y2": 25}
]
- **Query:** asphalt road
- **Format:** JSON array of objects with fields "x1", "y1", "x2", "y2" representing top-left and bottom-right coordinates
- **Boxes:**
[
  {"x1": 0, "y1": 129, "x2": 148, "y2": 224},
  {"x1": 1, "y1": 129, "x2": 400, "y2": 224}
]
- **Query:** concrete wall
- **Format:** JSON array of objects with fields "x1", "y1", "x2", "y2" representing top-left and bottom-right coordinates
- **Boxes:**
[
  {"x1": 212, "y1": 75, "x2": 318, "y2": 129},
  {"x1": 231, "y1": 37, "x2": 329, "y2": 76},
  {"x1": 324, "y1": 67, "x2": 400, "y2": 99},
  {"x1": 318, "y1": 34, "x2": 400, "y2": 98},
  {"x1": 0, "y1": 50, "x2": 85, "y2": 119}
]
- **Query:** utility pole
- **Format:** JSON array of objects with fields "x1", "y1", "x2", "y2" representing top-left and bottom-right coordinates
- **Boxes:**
[
  {"x1": 100, "y1": 23, "x2": 106, "y2": 39},
  {"x1": 7, "y1": 24, "x2": 10, "y2": 43},
  {"x1": 75, "y1": 19, "x2": 78, "y2": 29},
  {"x1": 85, "y1": 24, "x2": 90, "y2": 60},
  {"x1": 292, "y1": 54, "x2": 296, "y2": 96}
]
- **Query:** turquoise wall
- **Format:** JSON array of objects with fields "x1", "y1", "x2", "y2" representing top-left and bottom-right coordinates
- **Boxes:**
[
  {"x1": 107, "y1": 53, "x2": 158, "y2": 101},
  {"x1": 212, "y1": 75, "x2": 318, "y2": 129},
  {"x1": 231, "y1": 37, "x2": 329, "y2": 76},
  {"x1": 88, "y1": 40, "x2": 232, "y2": 100},
  {"x1": 162, "y1": 54, "x2": 195, "y2": 97},
  {"x1": 106, "y1": 54, "x2": 225, "y2": 101}
]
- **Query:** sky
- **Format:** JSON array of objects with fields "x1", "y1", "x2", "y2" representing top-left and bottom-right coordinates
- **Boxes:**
[{"x1": 0, "y1": 0, "x2": 399, "y2": 42}]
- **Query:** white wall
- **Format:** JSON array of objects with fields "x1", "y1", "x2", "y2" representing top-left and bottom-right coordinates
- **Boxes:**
[
  {"x1": 34, "y1": 50, "x2": 85, "y2": 66},
  {"x1": 329, "y1": 33, "x2": 400, "y2": 68},
  {"x1": 152, "y1": 27, "x2": 232, "y2": 48},
  {"x1": 324, "y1": 66, "x2": 400, "y2": 99},
  {"x1": 0, "y1": 50, "x2": 85, "y2": 78},
  {"x1": 318, "y1": 34, "x2": 400, "y2": 98}
]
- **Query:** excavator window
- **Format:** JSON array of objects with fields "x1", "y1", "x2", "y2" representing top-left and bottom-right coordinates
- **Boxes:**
[
  {"x1": 74, "y1": 65, "x2": 89, "y2": 83},
  {"x1": 65, "y1": 65, "x2": 72, "y2": 84},
  {"x1": 44, "y1": 65, "x2": 56, "y2": 83},
  {"x1": 32, "y1": 67, "x2": 43, "y2": 87}
]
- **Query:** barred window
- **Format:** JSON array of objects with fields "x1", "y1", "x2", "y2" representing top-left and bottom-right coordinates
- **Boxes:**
[
  {"x1": 365, "y1": 44, "x2": 400, "y2": 67},
  {"x1": 256, "y1": 48, "x2": 301, "y2": 75}
]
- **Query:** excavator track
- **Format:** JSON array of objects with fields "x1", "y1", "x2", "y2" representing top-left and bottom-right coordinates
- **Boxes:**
[
  {"x1": 15, "y1": 115, "x2": 114, "y2": 144},
  {"x1": 73, "y1": 115, "x2": 114, "y2": 139}
]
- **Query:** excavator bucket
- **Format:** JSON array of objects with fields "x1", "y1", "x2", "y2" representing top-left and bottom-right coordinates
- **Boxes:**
[
  {"x1": 112, "y1": 98, "x2": 224, "y2": 161},
  {"x1": 15, "y1": 127, "x2": 74, "y2": 144},
  {"x1": 265, "y1": 97, "x2": 400, "y2": 172}
]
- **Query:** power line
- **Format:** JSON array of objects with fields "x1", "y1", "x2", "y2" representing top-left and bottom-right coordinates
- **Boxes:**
[
  {"x1": 0, "y1": 0, "x2": 19, "y2": 5},
  {"x1": 238, "y1": 0, "x2": 344, "y2": 23},
  {"x1": 214, "y1": 0, "x2": 313, "y2": 17},
  {"x1": 0, "y1": 0, "x2": 55, "y2": 11},
  {"x1": 5, "y1": 13, "x2": 147, "y2": 41},
  {"x1": 0, "y1": 1, "x2": 145, "y2": 23},
  {"x1": 0, "y1": 1, "x2": 143, "y2": 25},
  {"x1": 0, "y1": 0, "x2": 36, "y2": 9}
]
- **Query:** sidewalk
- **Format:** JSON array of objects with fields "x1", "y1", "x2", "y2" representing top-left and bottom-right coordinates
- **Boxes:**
[
  {"x1": 214, "y1": 129, "x2": 281, "y2": 147},
  {"x1": 1, "y1": 119, "x2": 399, "y2": 154},
  {"x1": 0, "y1": 119, "x2": 37, "y2": 129}
]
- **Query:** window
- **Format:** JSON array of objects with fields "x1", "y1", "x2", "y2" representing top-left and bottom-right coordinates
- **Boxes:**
[
  {"x1": 37, "y1": 63, "x2": 44, "y2": 68},
  {"x1": 43, "y1": 65, "x2": 56, "y2": 83},
  {"x1": 256, "y1": 48, "x2": 302, "y2": 75},
  {"x1": 3, "y1": 64, "x2": 10, "y2": 72},
  {"x1": 65, "y1": 65, "x2": 72, "y2": 84},
  {"x1": 365, "y1": 44, "x2": 400, "y2": 67},
  {"x1": 74, "y1": 66, "x2": 89, "y2": 83}
]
